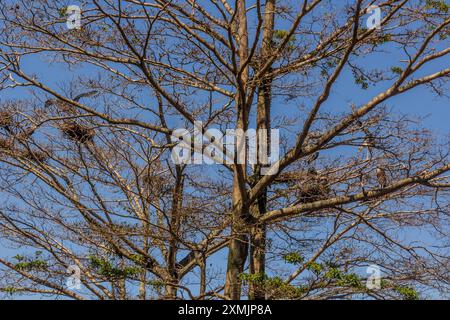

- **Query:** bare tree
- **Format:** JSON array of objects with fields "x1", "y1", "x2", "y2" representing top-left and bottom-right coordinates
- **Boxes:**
[{"x1": 0, "y1": 0, "x2": 449, "y2": 300}]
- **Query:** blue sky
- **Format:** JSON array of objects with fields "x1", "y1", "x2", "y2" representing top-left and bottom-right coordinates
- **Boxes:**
[{"x1": 0, "y1": 0, "x2": 449, "y2": 299}]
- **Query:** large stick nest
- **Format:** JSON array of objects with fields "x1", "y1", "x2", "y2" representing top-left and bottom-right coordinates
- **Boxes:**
[
  {"x1": 276, "y1": 168, "x2": 331, "y2": 202},
  {"x1": 297, "y1": 180, "x2": 330, "y2": 202},
  {"x1": 59, "y1": 121, "x2": 95, "y2": 143},
  {"x1": 140, "y1": 161, "x2": 168, "y2": 198},
  {"x1": 0, "y1": 137, "x2": 13, "y2": 150},
  {"x1": 0, "y1": 111, "x2": 13, "y2": 128},
  {"x1": 45, "y1": 99, "x2": 77, "y2": 114},
  {"x1": 20, "y1": 149, "x2": 48, "y2": 163},
  {"x1": 0, "y1": 139, "x2": 47, "y2": 162}
]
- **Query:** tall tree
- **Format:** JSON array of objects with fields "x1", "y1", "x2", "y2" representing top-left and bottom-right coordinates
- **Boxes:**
[{"x1": 0, "y1": 0, "x2": 449, "y2": 300}]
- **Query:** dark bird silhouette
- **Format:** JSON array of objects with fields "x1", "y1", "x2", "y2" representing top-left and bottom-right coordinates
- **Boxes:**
[
  {"x1": 73, "y1": 90, "x2": 98, "y2": 102},
  {"x1": 44, "y1": 99, "x2": 54, "y2": 108},
  {"x1": 376, "y1": 167, "x2": 387, "y2": 188}
]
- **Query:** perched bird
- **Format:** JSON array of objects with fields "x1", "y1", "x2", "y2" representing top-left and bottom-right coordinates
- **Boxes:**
[
  {"x1": 359, "y1": 172, "x2": 369, "y2": 194},
  {"x1": 44, "y1": 99, "x2": 54, "y2": 108},
  {"x1": 307, "y1": 167, "x2": 318, "y2": 176},
  {"x1": 0, "y1": 137, "x2": 13, "y2": 150},
  {"x1": 376, "y1": 167, "x2": 387, "y2": 188},
  {"x1": 357, "y1": 120, "x2": 375, "y2": 160}
]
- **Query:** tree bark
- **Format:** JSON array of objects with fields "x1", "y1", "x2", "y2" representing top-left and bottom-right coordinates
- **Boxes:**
[
  {"x1": 224, "y1": 0, "x2": 250, "y2": 300},
  {"x1": 166, "y1": 166, "x2": 184, "y2": 298},
  {"x1": 249, "y1": 0, "x2": 275, "y2": 301}
]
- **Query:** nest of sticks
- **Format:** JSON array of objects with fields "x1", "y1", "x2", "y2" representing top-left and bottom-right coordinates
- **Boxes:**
[
  {"x1": 0, "y1": 138, "x2": 13, "y2": 150},
  {"x1": 59, "y1": 121, "x2": 95, "y2": 143},
  {"x1": 0, "y1": 111, "x2": 13, "y2": 128},
  {"x1": 297, "y1": 179, "x2": 330, "y2": 202},
  {"x1": 0, "y1": 138, "x2": 47, "y2": 162},
  {"x1": 275, "y1": 168, "x2": 330, "y2": 203},
  {"x1": 20, "y1": 149, "x2": 48, "y2": 163}
]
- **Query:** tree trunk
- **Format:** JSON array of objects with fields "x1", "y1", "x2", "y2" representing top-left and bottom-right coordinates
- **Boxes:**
[
  {"x1": 166, "y1": 166, "x2": 184, "y2": 299},
  {"x1": 249, "y1": 201, "x2": 267, "y2": 300},
  {"x1": 224, "y1": 105, "x2": 250, "y2": 299},
  {"x1": 224, "y1": 0, "x2": 250, "y2": 300},
  {"x1": 248, "y1": 0, "x2": 275, "y2": 301}
]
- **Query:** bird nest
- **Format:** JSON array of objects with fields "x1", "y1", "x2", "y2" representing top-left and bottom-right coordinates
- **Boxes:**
[
  {"x1": 0, "y1": 139, "x2": 47, "y2": 162},
  {"x1": 46, "y1": 99, "x2": 77, "y2": 115},
  {"x1": 0, "y1": 137, "x2": 13, "y2": 150},
  {"x1": 20, "y1": 150, "x2": 48, "y2": 163},
  {"x1": 59, "y1": 121, "x2": 95, "y2": 143},
  {"x1": 276, "y1": 168, "x2": 330, "y2": 203},
  {"x1": 142, "y1": 172, "x2": 165, "y2": 192},
  {"x1": 0, "y1": 111, "x2": 13, "y2": 128},
  {"x1": 297, "y1": 181, "x2": 329, "y2": 202}
]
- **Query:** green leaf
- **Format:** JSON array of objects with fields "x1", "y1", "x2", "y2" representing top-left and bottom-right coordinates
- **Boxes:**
[
  {"x1": 306, "y1": 262, "x2": 323, "y2": 275},
  {"x1": 395, "y1": 285, "x2": 419, "y2": 300},
  {"x1": 391, "y1": 66, "x2": 403, "y2": 75},
  {"x1": 283, "y1": 252, "x2": 304, "y2": 265},
  {"x1": 425, "y1": 0, "x2": 449, "y2": 13}
]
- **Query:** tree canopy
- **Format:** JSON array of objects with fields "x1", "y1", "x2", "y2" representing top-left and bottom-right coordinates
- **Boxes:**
[{"x1": 0, "y1": 0, "x2": 449, "y2": 300}]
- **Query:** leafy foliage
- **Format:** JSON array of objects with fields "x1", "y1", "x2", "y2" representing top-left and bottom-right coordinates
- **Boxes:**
[
  {"x1": 283, "y1": 252, "x2": 304, "y2": 265},
  {"x1": 395, "y1": 285, "x2": 420, "y2": 300},
  {"x1": 391, "y1": 66, "x2": 403, "y2": 75},
  {"x1": 240, "y1": 273, "x2": 307, "y2": 299},
  {"x1": 88, "y1": 255, "x2": 141, "y2": 280},
  {"x1": 306, "y1": 262, "x2": 324, "y2": 275},
  {"x1": 13, "y1": 252, "x2": 48, "y2": 272},
  {"x1": 425, "y1": 0, "x2": 449, "y2": 13},
  {"x1": 353, "y1": 71, "x2": 369, "y2": 90},
  {"x1": 272, "y1": 29, "x2": 297, "y2": 50}
]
